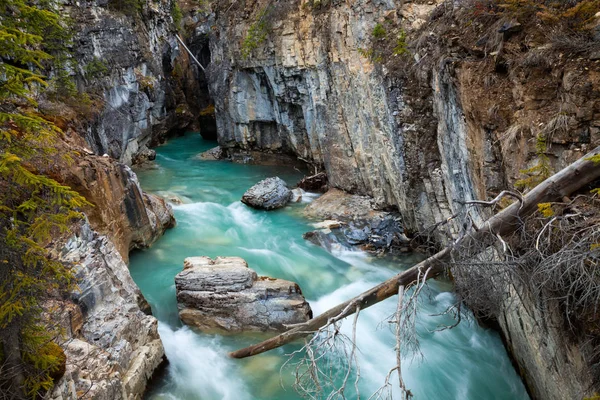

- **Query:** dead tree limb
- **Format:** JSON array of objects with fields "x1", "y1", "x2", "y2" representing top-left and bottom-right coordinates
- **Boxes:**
[
  {"x1": 230, "y1": 146, "x2": 600, "y2": 359},
  {"x1": 175, "y1": 34, "x2": 206, "y2": 72}
]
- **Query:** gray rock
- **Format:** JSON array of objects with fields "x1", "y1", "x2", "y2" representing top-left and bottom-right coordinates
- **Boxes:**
[
  {"x1": 133, "y1": 147, "x2": 156, "y2": 165},
  {"x1": 241, "y1": 177, "x2": 292, "y2": 210},
  {"x1": 291, "y1": 188, "x2": 304, "y2": 203},
  {"x1": 197, "y1": 146, "x2": 225, "y2": 160},
  {"x1": 304, "y1": 189, "x2": 408, "y2": 253},
  {"x1": 49, "y1": 222, "x2": 165, "y2": 400},
  {"x1": 175, "y1": 257, "x2": 312, "y2": 333}
]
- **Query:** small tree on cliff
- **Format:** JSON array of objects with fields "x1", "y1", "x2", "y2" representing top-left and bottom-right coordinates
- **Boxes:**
[{"x1": 0, "y1": 0, "x2": 90, "y2": 398}]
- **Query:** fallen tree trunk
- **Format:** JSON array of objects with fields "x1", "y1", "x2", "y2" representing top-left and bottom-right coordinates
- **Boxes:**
[{"x1": 230, "y1": 146, "x2": 600, "y2": 359}]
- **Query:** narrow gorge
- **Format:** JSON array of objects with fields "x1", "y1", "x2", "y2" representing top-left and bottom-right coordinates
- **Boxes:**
[{"x1": 1, "y1": 0, "x2": 599, "y2": 399}]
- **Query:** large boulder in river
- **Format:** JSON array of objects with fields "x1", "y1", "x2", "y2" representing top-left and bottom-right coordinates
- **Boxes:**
[
  {"x1": 241, "y1": 177, "x2": 292, "y2": 210},
  {"x1": 175, "y1": 257, "x2": 312, "y2": 333}
]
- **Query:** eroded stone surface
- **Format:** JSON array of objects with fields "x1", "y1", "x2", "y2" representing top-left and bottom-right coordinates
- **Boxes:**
[
  {"x1": 241, "y1": 177, "x2": 293, "y2": 210},
  {"x1": 175, "y1": 257, "x2": 312, "y2": 332},
  {"x1": 304, "y1": 189, "x2": 408, "y2": 252},
  {"x1": 49, "y1": 223, "x2": 165, "y2": 400}
]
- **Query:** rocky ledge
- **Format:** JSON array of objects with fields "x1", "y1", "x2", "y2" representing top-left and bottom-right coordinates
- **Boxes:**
[
  {"x1": 303, "y1": 189, "x2": 410, "y2": 253},
  {"x1": 175, "y1": 257, "x2": 312, "y2": 332}
]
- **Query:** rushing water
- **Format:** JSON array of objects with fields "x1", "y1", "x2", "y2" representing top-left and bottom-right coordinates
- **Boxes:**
[{"x1": 129, "y1": 133, "x2": 529, "y2": 400}]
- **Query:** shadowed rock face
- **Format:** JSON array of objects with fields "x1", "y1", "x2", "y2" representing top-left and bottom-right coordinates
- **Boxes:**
[
  {"x1": 241, "y1": 177, "x2": 293, "y2": 210},
  {"x1": 303, "y1": 189, "x2": 409, "y2": 253},
  {"x1": 175, "y1": 257, "x2": 312, "y2": 333}
]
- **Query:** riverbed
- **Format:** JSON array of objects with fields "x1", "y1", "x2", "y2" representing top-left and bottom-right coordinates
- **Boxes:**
[{"x1": 129, "y1": 133, "x2": 529, "y2": 400}]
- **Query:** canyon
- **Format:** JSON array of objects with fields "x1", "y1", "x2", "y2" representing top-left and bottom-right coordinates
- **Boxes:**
[{"x1": 3, "y1": 0, "x2": 599, "y2": 399}]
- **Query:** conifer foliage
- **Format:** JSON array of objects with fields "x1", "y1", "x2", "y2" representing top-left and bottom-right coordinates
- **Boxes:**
[{"x1": 0, "y1": 0, "x2": 90, "y2": 398}]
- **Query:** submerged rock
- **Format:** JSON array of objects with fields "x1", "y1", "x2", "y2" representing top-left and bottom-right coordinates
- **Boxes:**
[
  {"x1": 175, "y1": 257, "x2": 312, "y2": 332},
  {"x1": 241, "y1": 177, "x2": 292, "y2": 210},
  {"x1": 197, "y1": 146, "x2": 225, "y2": 161}
]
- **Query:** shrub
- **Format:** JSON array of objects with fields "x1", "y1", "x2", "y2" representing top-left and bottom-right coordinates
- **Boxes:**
[
  {"x1": 84, "y1": 58, "x2": 109, "y2": 78},
  {"x1": 393, "y1": 29, "x2": 409, "y2": 56},
  {"x1": 515, "y1": 133, "x2": 553, "y2": 190},
  {"x1": 241, "y1": 7, "x2": 270, "y2": 59},
  {"x1": 172, "y1": 2, "x2": 183, "y2": 29},
  {"x1": 372, "y1": 23, "x2": 387, "y2": 39}
]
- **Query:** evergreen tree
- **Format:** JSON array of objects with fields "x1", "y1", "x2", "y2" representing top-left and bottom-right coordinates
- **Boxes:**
[{"x1": 0, "y1": 0, "x2": 91, "y2": 397}]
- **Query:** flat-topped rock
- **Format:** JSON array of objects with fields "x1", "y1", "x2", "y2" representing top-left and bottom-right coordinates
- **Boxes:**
[
  {"x1": 175, "y1": 257, "x2": 312, "y2": 333},
  {"x1": 241, "y1": 177, "x2": 292, "y2": 210}
]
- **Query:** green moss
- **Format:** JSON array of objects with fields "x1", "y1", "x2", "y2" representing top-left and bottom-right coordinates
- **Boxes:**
[
  {"x1": 199, "y1": 104, "x2": 215, "y2": 116},
  {"x1": 537, "y1": 202, "x2": 554, "y2": 218},
  {"x1": 585, "y1": 154, "x2": 600, "y2": 164}
]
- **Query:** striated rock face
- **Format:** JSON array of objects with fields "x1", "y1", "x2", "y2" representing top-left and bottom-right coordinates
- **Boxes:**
[
  {"x1": 175, "y1": 257, "x2": 312, "y2": 332},
  {"x1": 498, "y1": 283, "x2": 595, "y2": 400},
  {"x1": 36, "y1": 133, "x2": 175, "y2": 399},
  {"x1": 241, "y1": 177, "x2": 292, "y2": 210},
  {"x1": 205, "y1": 0, "x2": 470, "y2": 240},
  {"x1": 63, "y1": 0, "x2": 207, "y2": 165},
  {"x1": 49, "y1": 223, "x2": 164, "y2": 400},
  {"x1": 59, "y1": 151, "x2": 175, "y2": 261},
  {"x1": 198, "y1": 0, "x2": 599, "y2": 398}
]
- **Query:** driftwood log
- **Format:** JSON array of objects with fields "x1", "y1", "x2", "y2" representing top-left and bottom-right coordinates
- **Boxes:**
[{"x1": 230, "y1": 146, "x2": 600, "y2": 359}]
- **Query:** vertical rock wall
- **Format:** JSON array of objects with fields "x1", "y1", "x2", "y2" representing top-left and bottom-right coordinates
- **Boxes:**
[
  {"x1": 49, "y1": 223, "x2": 165, "y2": 400},
  {"x1": 63, "y1": 0, "x2": 204, "y2": 164},
  {"x1": 199, "y1": 1, "x2": 600, "y2": 398},
  {"x1": 206, "y1": 0, "x2": 480, "y2": 236}
]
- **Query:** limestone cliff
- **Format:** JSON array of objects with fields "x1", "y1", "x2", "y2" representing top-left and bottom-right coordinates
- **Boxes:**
[
  {"x1": 184, "y1": 0, "x2": 600, "y2": 398},
  {"x1": 204, "y1": 0, "x2": 477, "y2": 238},
  {"x1": 60, "y1": 0, "x2": 210, "y2": 165},
  {"x1": 49, "y1": 222, "x2": 165, "y2": 400},
  {"x1": 34, "y1": 127, "x2": 175, "y2": 398}
]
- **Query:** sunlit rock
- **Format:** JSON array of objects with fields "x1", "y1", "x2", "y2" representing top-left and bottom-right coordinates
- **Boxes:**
[{"x1": 175, "y1": 256, "x2": 312, "y2": 332}]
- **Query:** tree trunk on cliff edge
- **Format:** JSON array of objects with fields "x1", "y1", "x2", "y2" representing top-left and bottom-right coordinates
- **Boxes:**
[{"x1": 230, "y1": 146, "x2": 600, "y2": 359}]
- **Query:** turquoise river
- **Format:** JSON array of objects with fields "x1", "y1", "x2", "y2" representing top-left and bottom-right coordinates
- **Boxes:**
[{"x1": 129, "y1": 133, "x2": 529, "y2": 400}]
